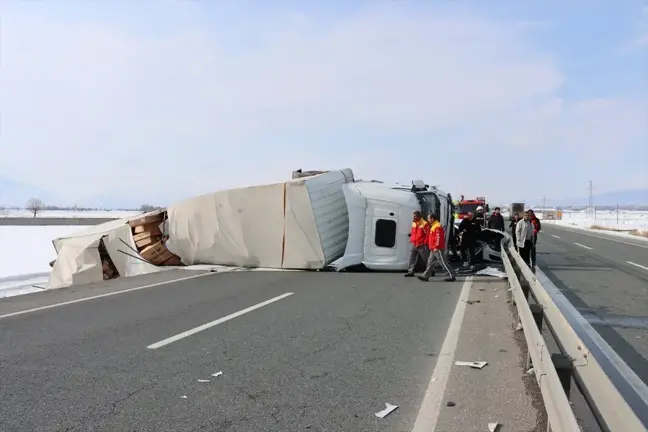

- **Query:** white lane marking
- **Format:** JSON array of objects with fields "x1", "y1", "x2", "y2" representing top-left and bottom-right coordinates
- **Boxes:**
[
  {"x1": 627, "y1": 261, "x2": 648, "y2": 272},
  {"x1": 0, "y1": 272, "x2": 214, "y2": 321},
  {"x1": 550, "y1": 226, "x2": 648, "y2": 249},
  {"x1": 574, "y1": 242, "x2": 593, "y2": 250},
  {"x1": 551, "y1": 234, "x2": 560, "y2": 239},
  {"x1": 411, "y1": 277, "x2": 473, "y2": 432},
  {"x1": 147, "y1": 292, "x2": 294, "y2": 349}
]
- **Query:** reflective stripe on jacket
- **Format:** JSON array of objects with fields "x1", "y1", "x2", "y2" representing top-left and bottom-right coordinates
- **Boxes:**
[
  {"x1": 427, "y1": 220, "x2": 446, "y2": 250},
  {"x1": 411, "y1": 219, "x2": 429, "y2": 247}
]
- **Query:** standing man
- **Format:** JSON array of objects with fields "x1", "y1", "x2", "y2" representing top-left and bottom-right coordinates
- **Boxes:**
[
  {"x1": 474, "y1": 206, "x2": 486, "y2": 227},
  {"x1": 528, "y1": 209, "x2": 542, "y2": 268},
  {"x1": 418, "y1": 213, "x2": 456, "y2": 282},
  {"x1": 487, "y1": 207, "x2": 505, "y2": 232},
  {"x1": 515, "y1": 211, "x2": 534, "y2": 266},
  {"x1": 457, "y1": 212, "x2": 481, "y2": 270},
  {"x1": 404, "y1": 210, "x2": 430, "y2": 277}
]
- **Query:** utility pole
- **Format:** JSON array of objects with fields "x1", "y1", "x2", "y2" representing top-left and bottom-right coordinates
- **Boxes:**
[
  {"x1": 588, "y1": 180, "x2": 594, "y2": 219},
  {"x1": 616, "y1": 202, "x2": 619, "y2": 225},
  {"x1": 543, "y1": 196, "x2": 546, "y2": 212}
]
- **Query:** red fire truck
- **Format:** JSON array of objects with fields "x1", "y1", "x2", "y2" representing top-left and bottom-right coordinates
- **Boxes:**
[{"x1": 455, "y1": 196, "x2": 489, "y2": 220}]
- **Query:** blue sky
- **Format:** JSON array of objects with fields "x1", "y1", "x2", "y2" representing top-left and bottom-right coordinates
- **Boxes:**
[{"x1": 1, "y1": 0, "x2": 647, "y2": 207}]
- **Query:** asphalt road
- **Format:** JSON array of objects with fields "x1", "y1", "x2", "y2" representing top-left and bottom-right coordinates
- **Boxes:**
[
  {"x1": 0, "y1": 268, "x2": 545, "y2": 431},
  {"x1": 536, "y1": 223, "x2": 648, "y2": 385}
]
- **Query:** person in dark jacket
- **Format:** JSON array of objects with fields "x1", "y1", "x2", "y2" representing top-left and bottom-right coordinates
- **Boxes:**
[
  {"x1": 509, "y1": 212, "x2": 520, "y2": 250},
  {"x1": 458, "y1": 212, "x2": 481, "y2": 268},
  {"x1": 487, "y1": 207, "x2": 505, "y2": 232},
  {"x1": 528, "y1": 209, "x2": 542, "y2": 268},
  {"x1": 474, "y1": 205, "x2": 486, "y2": 227}
]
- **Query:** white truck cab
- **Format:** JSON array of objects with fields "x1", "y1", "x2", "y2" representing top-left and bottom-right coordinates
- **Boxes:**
[{"x1": 331, "y1": 180, "x2": 455, "y2": 271}]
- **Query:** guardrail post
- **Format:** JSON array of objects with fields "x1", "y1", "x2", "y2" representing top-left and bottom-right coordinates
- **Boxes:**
[{"x1": 550, "y1": 353, "x2": 573, "y2": 397}]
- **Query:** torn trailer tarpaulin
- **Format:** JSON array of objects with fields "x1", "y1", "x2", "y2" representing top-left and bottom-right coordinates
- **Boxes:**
[
  {"x1": 165, "y1": 168, "x2": 355, "y2": 269},
  {"x1": 47, "y1": 212, "x2": 163, "y2": 289}
]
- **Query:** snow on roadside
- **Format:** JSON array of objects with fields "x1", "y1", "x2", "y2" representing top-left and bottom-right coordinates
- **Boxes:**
[
  {"x1": 0, "y1": 209, "x2": 140, "y2": 218},
  {"x1": 0, "y1": 226, "x2": 83, "y2": 297},
  {"x1": 544, "y1": 210, "x2": 648, "y2": 241}
]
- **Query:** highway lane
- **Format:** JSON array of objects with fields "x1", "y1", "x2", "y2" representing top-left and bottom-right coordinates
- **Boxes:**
[
  {"x1": 1, "y1": 270, "x2": 466, "y2": 431},
  {"x1": 536, "y1": 224, "x2": 648, "y2": 385}
]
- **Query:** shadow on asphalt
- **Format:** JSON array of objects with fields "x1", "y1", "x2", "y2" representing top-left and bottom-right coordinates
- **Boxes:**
[{"x1": 540, "y1": 263, "x2": 648, "y2": 385}]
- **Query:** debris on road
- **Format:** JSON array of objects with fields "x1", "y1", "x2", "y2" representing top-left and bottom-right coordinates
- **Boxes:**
[
  {"x1": 516, "y1": 322, "x2": 523, "y2": 331},
  {"x1": 212, "y1": 371, "x2": 223, "y2": 378},
  {"x1": 488, "y1": 421, "x2": 501, "y2": 432},
  {"x1": 375, "y1": 403, "x2": 398, "y2": 418},
  {"x1": 446, "y1": 401, "x2": 456, "y2": 407},
  {"x1": 465, "y1": 300, "x2": 481, "y2": 305},
  {"x1": 475, "y1": 267, "x2": 507, "y2": 278},
  {"x1": 526, "y1": 367, "x2": 535, "y2": 375},
  {"x1": 197, "y1": 379, "x2": 210, "y2": 383},
  {"x1": 455, "y1": 361, "x2": 488, "y2": 369},
  {"x1": 180, "y1": 395, "x2": 188, "y2": 399}
]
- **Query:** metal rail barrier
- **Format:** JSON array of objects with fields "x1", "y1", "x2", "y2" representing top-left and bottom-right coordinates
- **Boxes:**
[{"x1": 501, "y1": 236, "x2": 648, "y2": 432}]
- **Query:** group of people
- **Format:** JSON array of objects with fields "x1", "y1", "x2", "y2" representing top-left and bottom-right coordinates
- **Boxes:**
[
  {"x1": 403, "y1": 206, "x2": 541, "y2": 281},
  {"x1": 403, "y1": 211, "x2": 456, "y2": 282},
  {"x1": 510, "y1": 209, "x2": 541, "y2": 268}
]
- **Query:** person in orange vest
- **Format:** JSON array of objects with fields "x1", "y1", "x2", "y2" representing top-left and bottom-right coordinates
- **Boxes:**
[
  {"x1": 404, "y1": 210, "x2": 430, "y2": 277},
  {"x1": 418, "y1": 213, "x2": 456, "y2": 282}
]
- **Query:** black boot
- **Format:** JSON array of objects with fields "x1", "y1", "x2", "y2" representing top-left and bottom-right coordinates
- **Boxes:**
[
  {"x1": 444, "y1": 276, "x2": 456, "y2": 282},
  {"x1": 417, "y1": 275, "x2": 431, "y2": 281},
  {"x1": 403, "y1": 272, "x2": 415, "y2": 277}
]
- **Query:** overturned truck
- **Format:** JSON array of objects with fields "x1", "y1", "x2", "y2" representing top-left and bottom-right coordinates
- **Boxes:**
[{"x1": 47, "y1": 169, "x2": 504, "y2": 288}]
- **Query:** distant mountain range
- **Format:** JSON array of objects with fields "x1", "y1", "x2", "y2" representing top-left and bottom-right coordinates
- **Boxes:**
[
  {"x1": 2, "y1": 176, "x2": 646, "y2": 210},
  {"x1": 531, "y1": 188, "x2": 648, "y2": 208},
  {"x1": 0, "y1": 177, "x2": 63, "y2": 208}
]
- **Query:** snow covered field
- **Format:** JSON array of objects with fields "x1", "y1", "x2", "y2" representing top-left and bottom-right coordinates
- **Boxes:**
[
  {"x1": 0, "y1": 209, "x2": 140, "y2": 218},
  {"x1": 544, "y1": 210, "x2": 648, "y2": 240},
  {"x1": 0, "y1": 225, "x2": 83, "y2": 298}
]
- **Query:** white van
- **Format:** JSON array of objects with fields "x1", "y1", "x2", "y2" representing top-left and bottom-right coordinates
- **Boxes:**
[{"x1": 331, "y1": 180, "x2": 455, "y2": 271}]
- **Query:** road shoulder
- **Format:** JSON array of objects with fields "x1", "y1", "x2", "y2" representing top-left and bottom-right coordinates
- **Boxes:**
[{"x1": 433, "y1": 276, "x2": 547, "y2": 432}]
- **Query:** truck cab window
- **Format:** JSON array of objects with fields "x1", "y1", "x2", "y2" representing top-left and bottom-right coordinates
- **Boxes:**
[{"x1": 375, "y1": 219, "x2": 397, "y2": 248}]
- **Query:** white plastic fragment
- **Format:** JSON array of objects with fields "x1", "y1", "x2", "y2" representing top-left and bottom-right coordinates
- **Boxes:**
[
  {"x1": 526, "y1": 367, "x2": 535, "y2": 375},
  {"x1": 198, "y1": 379, "x2": 210, "y2": 383},
  {"x1": 180, "y1": 395, "x2": 188, "y2": 399},
  {"x1": 488, "y1": 422, "x2": 500, "y2": 432},
  {"x1": 516, "y1": 322, "x2": 523, "y2": 331},
  {"x1": 212, "y1": 371, "x2": 223, "y2": 377},
  {"x1": 455, "y1": 361, "x2": 488, "y2": 369},
  {"x1": 494, "y1": 295, "x2": 499, "y2": 298},
  {"x1": 475, "y1": 267, "x2": 507, "y2": 278},
  {"x1": 375, "y1": 403, "x2": 398, "y2": 418}
]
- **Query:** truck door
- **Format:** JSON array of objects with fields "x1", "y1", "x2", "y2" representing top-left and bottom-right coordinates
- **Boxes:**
[{"x1": 364, "y1": 200, "x2": 412, "y2": 269}]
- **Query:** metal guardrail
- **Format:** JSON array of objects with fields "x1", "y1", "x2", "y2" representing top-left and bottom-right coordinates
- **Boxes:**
[{"x1": 501, "y1": 236, "x2": 648, "y2": 432}]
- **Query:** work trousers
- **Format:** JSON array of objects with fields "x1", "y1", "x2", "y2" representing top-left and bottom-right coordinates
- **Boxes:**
[
  {"x1": 461, "y1": 238, "x2": 476, "y2": 265},
  {"x1": 530, "y1": 234, "x2": 538, "y2": 267},
  {"x1": 519, "y1": 240, "x2": 533, "y2": 266},
  {"x1": 407, "y1": 245, "x2": 429, "y2": 274},
  {"x1": 422, "y1": 249, "x2": 456, "y2": 279}
]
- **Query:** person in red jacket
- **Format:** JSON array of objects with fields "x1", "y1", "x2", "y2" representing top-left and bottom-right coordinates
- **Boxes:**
[
  {"x1": 404, "y1": 211, "x2": 430, "y2": 277},
  {"x1": 528, "y1": 209, "x2": 542, "y2": 268},
  {"x1": 418, "y1": 213, "x2": 456, "y2": 282}
]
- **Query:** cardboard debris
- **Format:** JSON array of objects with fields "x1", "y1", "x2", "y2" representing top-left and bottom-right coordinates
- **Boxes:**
[
  {"x1": 129, "y1": 210, "x2": 184, "y2": 267},
  {"x1": 455, "y1": 361, "x2": 488, "y2": 369},
  {"x1": 375, "y1": 403, "x2": 398, "y2": 418}
]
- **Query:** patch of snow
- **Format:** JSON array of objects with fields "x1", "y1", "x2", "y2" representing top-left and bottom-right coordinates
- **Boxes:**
[
  {"x1": 0, "y1": 226, "x2": 81, "y2": 280},
  {"x1": 543, "y1": 210, "x2": 648, "y2": 242},
  {"x1": 0, "y1": 276, "x2": 49, "y2": 298},
  {"x1": 0, "y1": 210, "x2": 141, "y2": 218}
]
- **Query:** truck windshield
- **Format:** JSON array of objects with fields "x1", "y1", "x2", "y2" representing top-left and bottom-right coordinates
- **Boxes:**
[{"x1": 457, "y1": 203, "x2": 480, "y2": 215}]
